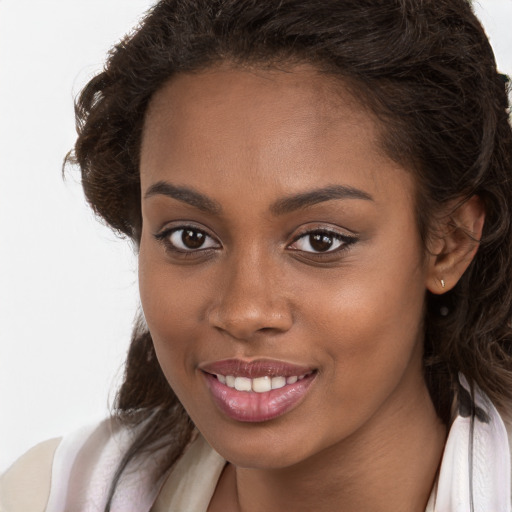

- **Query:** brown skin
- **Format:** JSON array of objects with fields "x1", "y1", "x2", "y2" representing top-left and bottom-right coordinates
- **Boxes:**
[{"x1": 138, "y1": 65, "x2": 483, "y2": 511}]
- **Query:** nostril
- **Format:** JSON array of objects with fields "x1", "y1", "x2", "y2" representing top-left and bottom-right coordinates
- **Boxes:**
[
  {"x1": 257, "y1": 327, "x2": 276, "y2": 334},
  {"x1": 207, "y1": 288, "x2": 293, "y2": 340},
  {"x1": 209, "y1": 309, "x2": 293, "y2": 341}
]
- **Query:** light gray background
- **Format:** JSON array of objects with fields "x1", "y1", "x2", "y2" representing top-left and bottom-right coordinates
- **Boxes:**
[{"x1": 1, "y1": 0, "x2": 511, "y2": 472}]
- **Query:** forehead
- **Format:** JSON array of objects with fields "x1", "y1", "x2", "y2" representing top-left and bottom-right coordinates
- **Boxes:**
[
  {"x1": 140, "y1": 64, "x2": 413, "y2": 205},
  {"x1": 145, "y1": 63, "x2": 364, "y2": 125}
]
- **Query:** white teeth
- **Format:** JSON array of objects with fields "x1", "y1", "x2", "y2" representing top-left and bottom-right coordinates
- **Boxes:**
[
  {"x1": 271, "y1": 376, "x2": 286, "y2": 389},
  {"x1": 234, "y1": 376, "x2": 252, "y2": 391},
  {"x1": 218, "y1": 373, "x2": 308, "y2": 392},
  {"x1": 252, "y1": 376, "x2": 272, "y2": 393}
]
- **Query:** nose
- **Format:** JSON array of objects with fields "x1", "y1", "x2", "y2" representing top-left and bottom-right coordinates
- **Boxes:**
[{"x1": 207, "y1": 252, "x2": 293, "y2": 341}]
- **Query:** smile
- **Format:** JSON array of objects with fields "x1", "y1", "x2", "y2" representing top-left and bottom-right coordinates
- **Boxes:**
[
  {"x1": 200, "y1": 359, "x2": 317, "y2": 422},
  {"x1": 216, "y1": 373, "x2": 311, "y2": 392}
]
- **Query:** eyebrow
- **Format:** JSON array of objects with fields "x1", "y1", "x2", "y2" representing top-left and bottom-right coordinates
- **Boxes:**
[
  {"x1": 144, "y1": 181, "x2": 222, "y2": 214},
  {"x1": 270, "y1": 185, "x2": 373, "y2": 215},
  {"x1": 144, "y1": 181, "x2": 373, "y2": 216}
]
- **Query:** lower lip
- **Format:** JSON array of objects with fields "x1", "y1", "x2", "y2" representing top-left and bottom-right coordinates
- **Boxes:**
[{"x1": 203, "y1": 372, "x2": 316, "y2": 422}]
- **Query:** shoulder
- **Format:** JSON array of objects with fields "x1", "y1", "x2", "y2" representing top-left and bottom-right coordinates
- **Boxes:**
[
  {"x1": 0, "y1": 419, "x2": 114, "y2": 512},
  {"x1": 152, "y1": 434, "x2": 226, "y2": 512},
  {"x1": 0, "y1": 437, "x2": 61, "y2": 512}
]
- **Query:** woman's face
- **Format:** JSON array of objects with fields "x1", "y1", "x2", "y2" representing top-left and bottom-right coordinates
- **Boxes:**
[{"x1": 139, "y1": 65, "x2": 432, "y2": 469}]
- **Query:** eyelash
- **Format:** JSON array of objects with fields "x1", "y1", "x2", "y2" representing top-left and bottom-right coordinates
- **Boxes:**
[
  {"x1": 153, "y1": 225, "x2": 358, "y2": 257},
  {"x1": 288, "y1": 229, "x2": 358, "y2": 256},
  {"x1": 154, "y1": 226, "x2": 220, "y2": 255}
]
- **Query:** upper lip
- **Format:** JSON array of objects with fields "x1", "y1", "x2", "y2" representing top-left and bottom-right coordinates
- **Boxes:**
[{"x1": 199, "y1": 358, "x2": 315, "y2": 379}]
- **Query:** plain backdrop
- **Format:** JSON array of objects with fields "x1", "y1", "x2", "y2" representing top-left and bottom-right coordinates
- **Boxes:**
[{"x1": 1, "y1": 0, "x2": 511, "y2": 472}]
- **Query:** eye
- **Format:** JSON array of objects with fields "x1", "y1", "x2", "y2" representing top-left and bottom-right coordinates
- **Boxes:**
[
  {"x1": 289, "y1": 229, "x2": 356, "y2": 254},
  {"x1": 155, "y1": 226, "x2": 220, "y2": 252}
]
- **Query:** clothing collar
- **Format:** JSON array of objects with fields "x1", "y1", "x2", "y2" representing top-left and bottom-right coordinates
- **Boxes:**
[{"x1": 433, "y1": 373, "x2": 511, "y2": 512}]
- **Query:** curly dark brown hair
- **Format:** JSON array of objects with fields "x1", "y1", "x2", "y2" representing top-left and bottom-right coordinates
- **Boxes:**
[{"x1": 66, "y1": 0, "x2": 512, "y2": 507}]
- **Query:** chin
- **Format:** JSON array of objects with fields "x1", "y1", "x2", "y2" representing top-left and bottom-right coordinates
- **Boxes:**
[{"x1": 197, "y1": 418, "x2": 335, "y2": 470}]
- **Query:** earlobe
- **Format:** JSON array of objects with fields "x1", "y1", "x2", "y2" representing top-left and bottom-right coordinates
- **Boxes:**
[{"x1": 426, "y1": 195, "x2": 485, "y2": 295}]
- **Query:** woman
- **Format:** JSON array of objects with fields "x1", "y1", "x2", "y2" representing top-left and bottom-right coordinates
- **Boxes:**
[{"x1": 2, "y1": 0, "x2": 512, "y2": 510}]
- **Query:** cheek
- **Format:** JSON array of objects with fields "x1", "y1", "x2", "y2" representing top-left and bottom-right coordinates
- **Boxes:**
[
  {"x1": 138, "y1": 241, "x2": 201, "y2": 388},
  {"x1": 299, "y1": 245, "x2": 427, "y2": 414},
  {"x1": 310, "y1": 279, "x2": 424, "y2": 367},
  {"x1": 138, "y1": 229, "x2": 211, "y2": 330}
]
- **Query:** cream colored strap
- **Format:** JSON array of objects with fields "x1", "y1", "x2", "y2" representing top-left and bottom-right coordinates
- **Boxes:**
[
  {"x1": 434, "y1": 374, "x2": 511, "y2": 512},
  {"x1": 45, "y1": 423, "x2": 98, "y2": 512}
]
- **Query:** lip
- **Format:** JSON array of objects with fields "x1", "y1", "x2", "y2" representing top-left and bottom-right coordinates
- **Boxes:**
[
  {"x1": 200, "y1": 358, "x2": 315, "y2": 378},
  {"x1": 200, "y1": 358, "x2": 317, "y2": 422}
]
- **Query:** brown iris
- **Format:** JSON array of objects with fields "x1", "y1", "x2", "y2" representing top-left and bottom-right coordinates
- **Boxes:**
[
  {"x1": 182, "y1": 229, "x2": 206, "y2": 249},
  {"x1": 309, "y1": 232, "x2": 335, "y2": 252}
]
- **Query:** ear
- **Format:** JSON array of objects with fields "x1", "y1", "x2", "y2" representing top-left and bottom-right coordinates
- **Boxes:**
[{"x1": 426, "y1": 195, "x2": 485, "y2": 294}]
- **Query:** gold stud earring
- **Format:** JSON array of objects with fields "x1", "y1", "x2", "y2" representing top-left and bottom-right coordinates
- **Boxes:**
[{"x1": 440, "y1": 279, "x2": 446, "y2": 289}]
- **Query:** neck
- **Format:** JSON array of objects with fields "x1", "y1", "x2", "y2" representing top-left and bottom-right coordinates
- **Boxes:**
[{"x1": 213, "y1": 374, "x2": 446, "y2": 512}]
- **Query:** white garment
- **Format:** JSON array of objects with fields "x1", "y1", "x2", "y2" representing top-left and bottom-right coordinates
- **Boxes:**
[
  {"x1": 45, "y1": 423, "x2": 225, "y2": 512},
  {"x1": 45, "y1": 375, "x2": 511, "y2": 512},
  {"x1": 434, "y1": 375, "x2": 511, "y2": 512}
]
